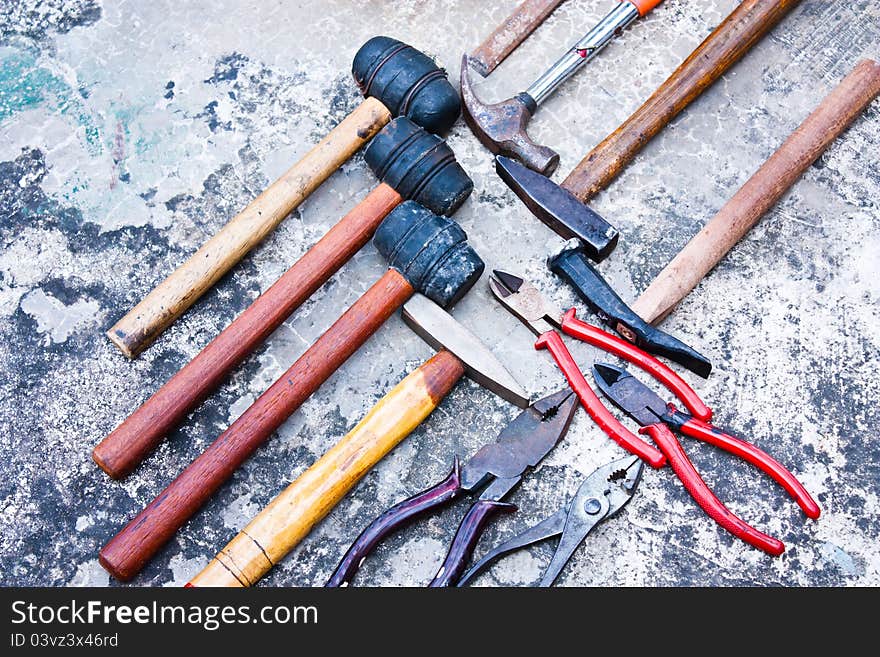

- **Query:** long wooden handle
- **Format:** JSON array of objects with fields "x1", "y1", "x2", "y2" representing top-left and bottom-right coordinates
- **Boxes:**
[
  {"x1": 99, "y1": 269, "x2": 414, "y2": 581},
  {"x1": 190, "y1": 350, "x2": 465, "y2": 587},
  {"x1": 93, "y1": 183, "x2": 402, "y2": 479},
  {"x1": 632, "y1": 59, "x2": 880, "y2": 324},
  {"x1": 469, "y1": 0, "x2": 566, "y2": 77},
  {"x1": 107, "y1": 96, "x2": 392, "y2": 358},
  {"x1": 562, "y1": 0, "x2": 801, "y2": 201}
]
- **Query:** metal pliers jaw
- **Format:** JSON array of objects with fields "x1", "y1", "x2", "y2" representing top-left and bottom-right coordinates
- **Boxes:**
[{"x1": 458, "y1": 456, "x2": 643, "y2": 587}]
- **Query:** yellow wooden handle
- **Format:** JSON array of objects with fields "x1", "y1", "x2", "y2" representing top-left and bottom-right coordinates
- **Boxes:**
[
  {"x1": 107, "y1": 96, "x2": 392, "y2": 358},
  {"x1": 189, "y1": 350, "x2": 465, "y2": 586}
]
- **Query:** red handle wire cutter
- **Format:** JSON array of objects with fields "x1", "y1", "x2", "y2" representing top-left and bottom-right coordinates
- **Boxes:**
[{"x1": 490, "y1": 271, "x2": 819, "y2": 555}]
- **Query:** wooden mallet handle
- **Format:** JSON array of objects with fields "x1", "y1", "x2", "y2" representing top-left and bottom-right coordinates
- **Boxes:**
[
  {"x1": 563, "y1": 0, "x2": 802, "y2": 202},
  {"x1": 189, "y1": 350, "x2": 465, "y2": 587},
  {"x1": 107, "y1": 97, "x2": 391, "y2": 358},
  {"x1": 99, "y1": 268, "x2": 415, "y2": 581},
  {"x1": 93, "y1": 183, "x2": 402, "y2": 479},
  {"x1": 633, "y1": 59, "x2": 880, "y2": 324}
]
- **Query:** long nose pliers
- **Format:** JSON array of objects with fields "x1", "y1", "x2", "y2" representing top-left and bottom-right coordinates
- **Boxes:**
[
  {"x1": 458, "y1": 455, "x2": 643, "y2": 587},
  {"x1": 326, "y1": 388, "x2": 579, "y2": 587}
]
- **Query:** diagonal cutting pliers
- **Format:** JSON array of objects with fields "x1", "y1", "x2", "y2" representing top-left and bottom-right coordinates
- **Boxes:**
[
  {"x1": 458, "y1": 455, "x2": 643, "y2": 587},
  {"x1": 489, "y1": 269, "x2": 710, "y2": 469},
  {"x1": 326, "y1": 388, "x2": 579, "y2": 587},
  {"x1": 592, "y1": 362, "x2": 820, "y2": 555}
]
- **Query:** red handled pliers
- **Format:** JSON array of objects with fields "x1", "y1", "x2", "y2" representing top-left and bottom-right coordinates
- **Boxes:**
[
  {"x1": 490, "y1": 271, "x2": 820, "y2": 555},
  {"x1": 489, "y1": 270, "x2": 710, "y2": 469}
]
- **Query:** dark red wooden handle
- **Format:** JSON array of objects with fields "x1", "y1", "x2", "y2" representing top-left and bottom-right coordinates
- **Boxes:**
[
  {"x1": 640, "y1": 423, "x2": 785, "y2": 556},
  {"x1": 93, "y1": 184, "x2": 403, "y2": 479},
  {"x1": 99, "y1": 269, "x2": 414, "y2": 581},
  {"x1": 673, "y1": 409, "x2": 820, "y2": 520},
  {"x1": 535, "y1": 330, "x2": 666, "y2": 468}
]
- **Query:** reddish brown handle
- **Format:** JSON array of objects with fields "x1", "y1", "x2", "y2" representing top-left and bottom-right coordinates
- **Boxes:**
[
  {"x1": 563, "y1": 0, "x2": 802, "y2": 201},
  {"x1": 641, "y1": 423, "x2": 785, "y2": 556},
  {"x1": 93, "y1": 184, "x2": 403, "y2": 479},
  {"x1": 99, "y1": 269, "x2": 414, "y2": 581}
]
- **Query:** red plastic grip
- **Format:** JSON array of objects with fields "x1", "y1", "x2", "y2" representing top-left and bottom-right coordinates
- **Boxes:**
[
  {"x1": 560, "y1": 308, "x2": 712, "y2": 421},
  {"x1": 677, "y1": 411, "x2": 821, "y2": 520},
  {"x1": 535, "y1": 330, "x2": 666, "y2": 468},
  {"x1": 639, "y1": 423, "x2": 785, "y2": 556},
  {"x1": 625, "y1": 0, "x2": 663, "y2": 17}
]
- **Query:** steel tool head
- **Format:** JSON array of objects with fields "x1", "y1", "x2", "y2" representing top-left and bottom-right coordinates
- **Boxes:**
[
  {"x1": 581, "y1": 454, "x2": 644, "y2": 516},
  {"x1": 365, "y1": 117, "x2": 473, "y2": 216},
  {"x1": 460, "y1": 55, "x2": 560, "y2": 176},
  {"x1": 375, "y1": 201, "x2": 484, "y2": 308},
  {"x1": 460, "y1": 388, "x2": 577, "y2": 495},
  {"x1": 592, "y1": 363, "x2": 668, "y2": 427},
  {"x1": 402, "y1": 294, "x2": 530, "y2": 408},
  {"x1": 488, "y1": 270, "x2": 563, "y2": 336},
  {"x1": 495, "y1": 156, "x2": 619, "y2": 261},
  {"x1": 353, "y1": 37, "x2": 461, "y2": 134}
]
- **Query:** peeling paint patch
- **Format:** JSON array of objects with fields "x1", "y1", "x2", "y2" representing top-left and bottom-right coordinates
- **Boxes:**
[{"x1": 19, "y1": 287, "x2": 100, "y2": 343}]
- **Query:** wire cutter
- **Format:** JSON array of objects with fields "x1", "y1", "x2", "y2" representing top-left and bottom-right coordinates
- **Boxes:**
[
  {"x1": 592, "y1": 362, "x2": 820, "y2": 555},
  {"x1": 458, "y1": 455, "x2": 643, "y2": 587},
  {"x1": 489, "y1": 270, "x2": 711, "y2": 469},
  {"x1": 326, "y1": 388, "x2": 579, "y2": 587}
]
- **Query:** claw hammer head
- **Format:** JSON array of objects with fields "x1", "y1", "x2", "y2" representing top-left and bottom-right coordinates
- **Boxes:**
[{"x1": 460, "y1": 55, "x2": 560, "y2": 176}]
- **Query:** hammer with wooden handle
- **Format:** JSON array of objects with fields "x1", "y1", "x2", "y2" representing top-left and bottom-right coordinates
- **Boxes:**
[
  {"x1": 633, "y1": 58, "x2": 880, "y2": 324},
  {"x1": 189, "y1": 294, "x2": 529, "y2": 587},
  {"x1": 99, "y1": 202, "x2": 485, "y2": 581},
  {"x1": 107, "y1": 36, "x2": 460, "y2": 358},
  {"x1": 93, "y1": 117, "x2": 472, "y2": 480}
]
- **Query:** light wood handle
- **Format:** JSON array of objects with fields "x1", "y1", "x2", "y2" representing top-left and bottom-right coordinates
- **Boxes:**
[
  {"x1": 563, "y1": 0, "x2": 801, "y2": 201},
  {"x1": 107, "y1": 96, "x2": 392, "y2": 358},
  {"x1": 632, "y1": 58, "x2": 880, "y2": 324},
  {"x1": 469, "y1": 0, "x2": 566, "y2": 77},
  {"x1": 189, "y1": 350, "x2": 465, "y2": 587}
]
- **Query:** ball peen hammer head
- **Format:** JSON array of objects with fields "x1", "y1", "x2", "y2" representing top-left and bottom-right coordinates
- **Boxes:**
[
  {"x1": 460, "y1": 55, "x2": 560, "y2": 176},
  {"x1": 374, "y1": 201, "x2": 484, "y2": 309},
  {"x1": 365, "y1": 117, "x2": 473, "y2": 216},
  {"x1": 402, "y1": 294, "x2": 530, "y2": 408},
  {"x1": 353, "y1": 37, "x2": 461, "y2": 135}
]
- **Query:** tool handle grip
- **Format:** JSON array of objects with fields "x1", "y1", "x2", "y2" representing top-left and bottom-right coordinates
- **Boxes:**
[
  {"x1": 99, "y1": 270, "x2": 413, "y2": 581},
  {"x1": 428, "y1": 499, "x2": 517, "y2": 587},
  {"x1": 625, "y1": 0, "x2": 662, "y2": 17},
  {"x1": 106, "y1": 97, "x2": 391, "y2": 358},
  {"x1": 640, "y1": 423, "x2": 785, "y2": 556},
  {"x1": 560, "y1": 309, "x2": 712, "y2": 422},
  {"x1": 535, "y1": 330, "x2": 666, "y2": 468},
  {"x1": 550, "y1": 249, "x2": 711, "y2": 377},
  {"x1": 672, "y1": 409, "x2": 820, "y2": 519},
  {"x1": 189, "y1": 351, "x2": 465, "y2": 587},
  {"x1": 94, "y1": 184, "x2": 403, "y2": 479},
  {"x1": 328, "y1": 458, "x2": 466, "y2": 587},
  {"x1": 633, "y1": 57, "x2": 880, "y2": 324},
  {"x1": 563, "y1": 0, "x2": 801, "y2": 201}
]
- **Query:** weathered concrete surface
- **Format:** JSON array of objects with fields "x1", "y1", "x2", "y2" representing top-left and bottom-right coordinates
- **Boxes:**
[{"x1": 0, "y1": 0, "x2": 877, "y2": 587}]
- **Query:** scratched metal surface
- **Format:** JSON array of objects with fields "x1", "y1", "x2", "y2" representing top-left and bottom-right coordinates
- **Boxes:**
[{"x1": 0, "y1": 0, "x2": 877, "y2": 587}]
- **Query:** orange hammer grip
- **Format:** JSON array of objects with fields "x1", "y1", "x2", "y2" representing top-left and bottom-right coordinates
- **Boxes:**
[{"x1": 625, "y1": 0, "x2": 663, "y2": 16}]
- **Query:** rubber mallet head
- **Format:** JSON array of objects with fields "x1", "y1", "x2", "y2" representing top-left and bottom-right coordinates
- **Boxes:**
[
  {"x1": 365, "y1": 117, "x2": 473, "y2": 215},
  {"x1": 354, "y1": 37, "x2": 461, "y2": 135},
  {"x1": 374, "y1": 201, "x2": 484, "y2": 308}
]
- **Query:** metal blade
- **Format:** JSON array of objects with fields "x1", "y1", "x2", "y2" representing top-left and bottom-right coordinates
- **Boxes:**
[
  {"x1": 402, "y1": 294, "x2": 530, "y2": 408},
  {"x1": 488, "y1": 270, "x2": 562, "y2": 335},
  {"x1": 591, "y1": 363, "x2": 667, "y2": 427},
  {"x1": 495, "y1": 156, "x2": 619, "y2": 261},
  {"x1": 460, "y1": 388, "x2": 577, "y2": 493}
]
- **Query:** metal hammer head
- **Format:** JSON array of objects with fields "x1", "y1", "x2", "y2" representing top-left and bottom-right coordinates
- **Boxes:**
[
  {"x1": 402, "y1": 294, "x2": 530, "y2": 408},
  {"x1": 365, "y1": 117, "x2": 473, "y2": 216},
  {"x1": 353, "y1": 37, "x2": 461, "y2": 135},
  {"x1": 460, "y1": 55, "x2": 560, "y2": 176},
  {"x1": 374, "y1": 201, "x2": 484, "y2": 309}
]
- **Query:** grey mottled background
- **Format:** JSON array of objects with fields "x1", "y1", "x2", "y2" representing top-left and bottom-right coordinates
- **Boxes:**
[{"x1": 0, "y1": 0, "x2": 878, "y2": 587}]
